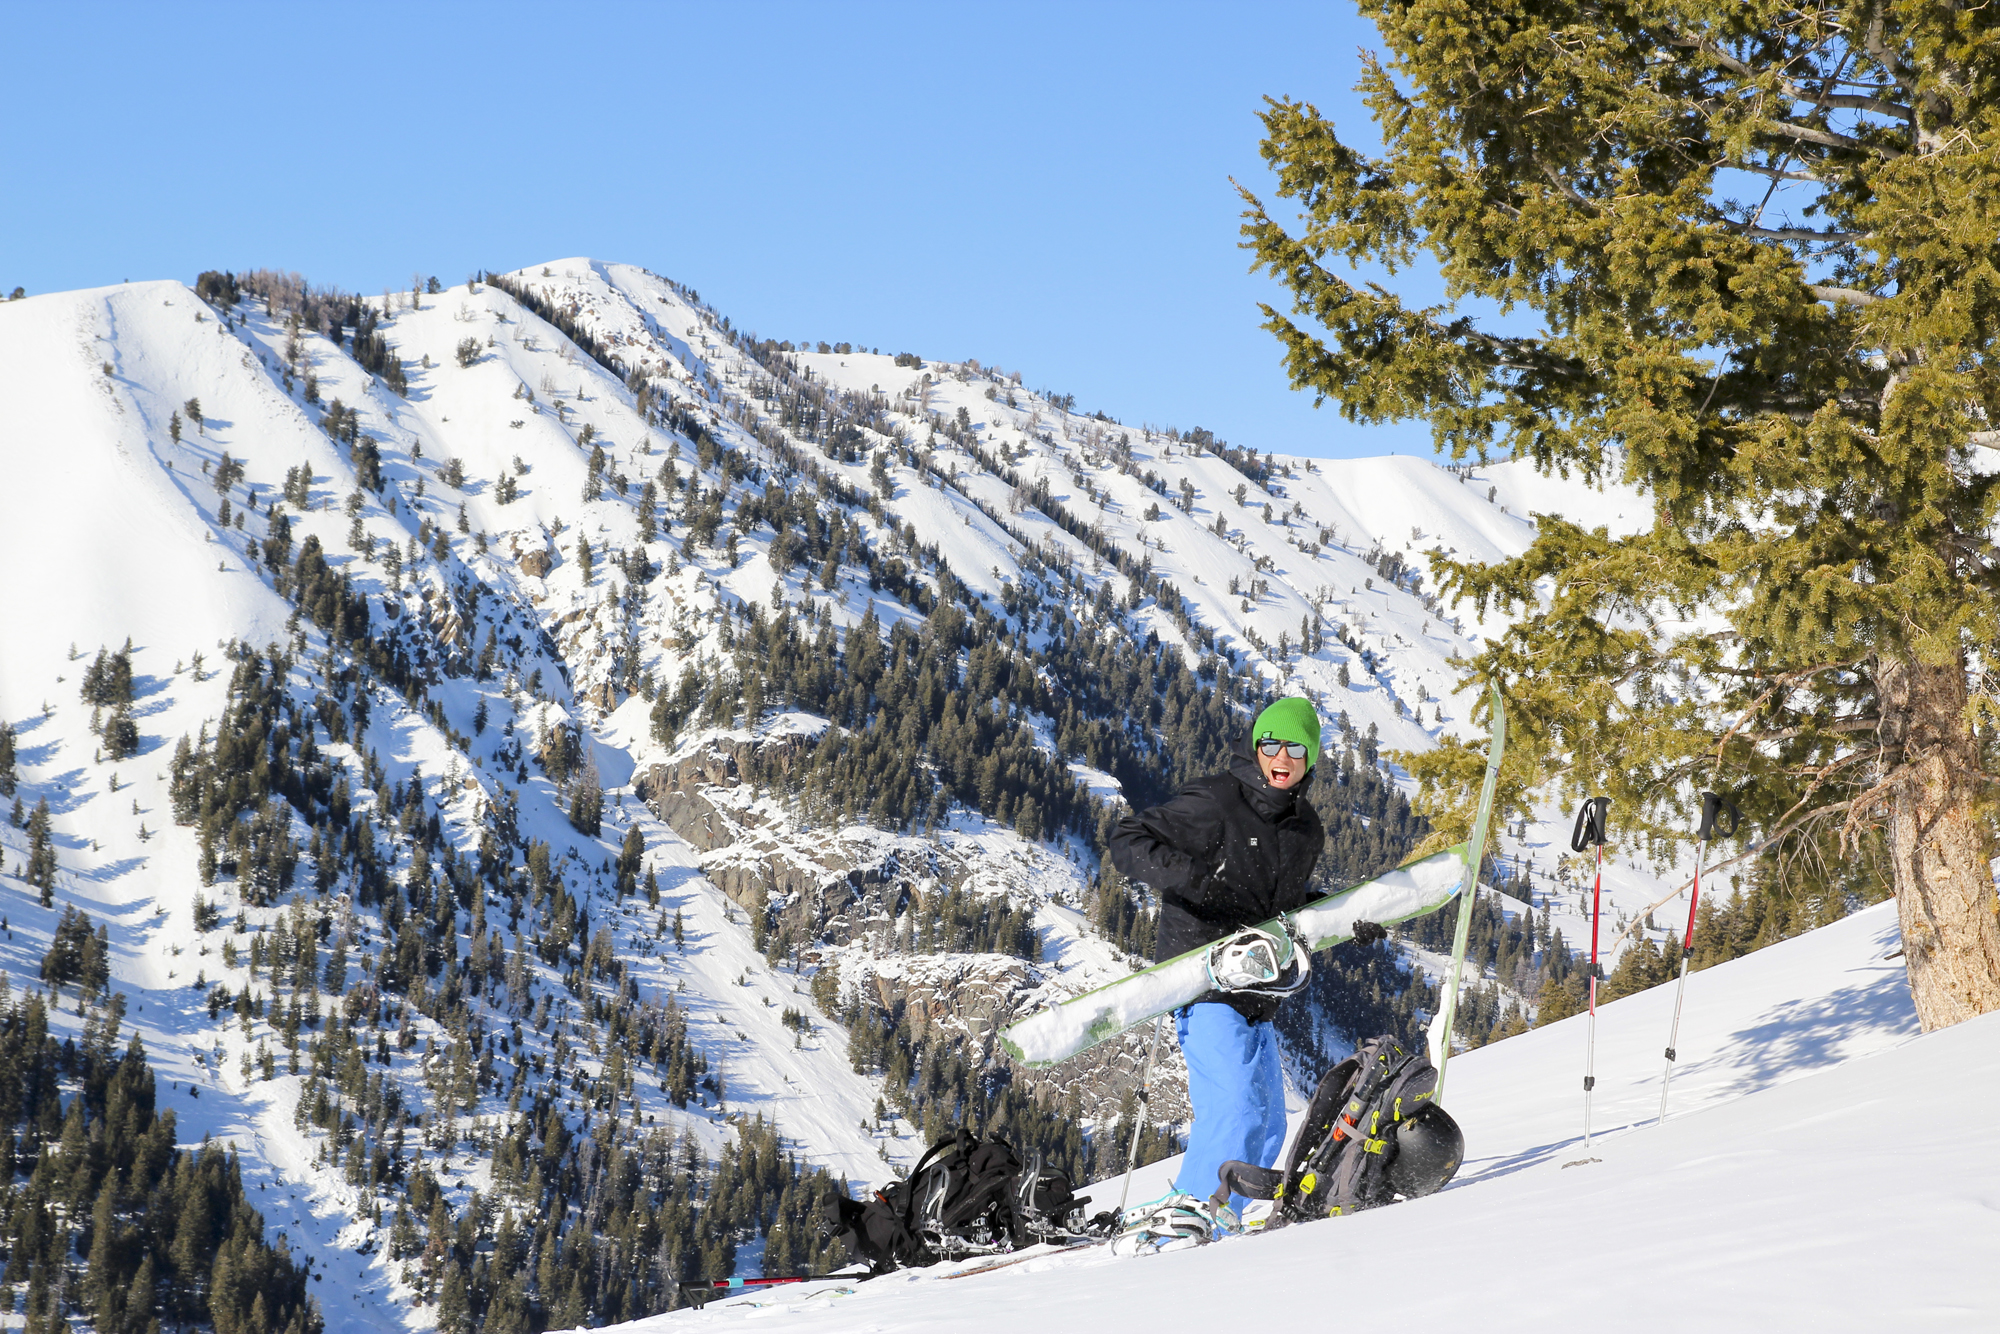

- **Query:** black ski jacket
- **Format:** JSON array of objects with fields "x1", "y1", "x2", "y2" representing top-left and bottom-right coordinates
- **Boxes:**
[{"x1": 1109, "y1": 742, "x2": 1324, "y2": 1022}]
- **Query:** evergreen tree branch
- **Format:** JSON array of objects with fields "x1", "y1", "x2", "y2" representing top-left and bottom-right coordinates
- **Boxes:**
[
  {"x1": 1728, "y1": 224, "x2": 1863, "y2": 242},
  {"x1": 1672, "y1": 30, "x2": 1913, "y2": 121},
  {"x1": 1730, "y1": 160, "x2": 1834, "y2": 184},
  {"x1": 1754, "y1": 116, "x2": 1900, "y2": 157}
]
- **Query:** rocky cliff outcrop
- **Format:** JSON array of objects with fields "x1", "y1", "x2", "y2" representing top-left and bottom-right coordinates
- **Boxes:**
[{"x1": 634, "y1": 725, "x2": 1189, "y2": 1125}]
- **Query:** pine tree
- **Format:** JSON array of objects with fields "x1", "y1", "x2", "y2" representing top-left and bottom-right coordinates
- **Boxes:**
[
  {"x1": 638, "y1": 480, "x2": 658, "y2": 543},
  {"x1": 567, "y1": 756, "x2": 603, "y2": 837},
  {"x1": 84, "y1": 1179, "x2": 118, "y2": 1330},
  {"x1": 25, "y1": 796, "x2": 56, "y2": 906},
  {"x1": 617, "y1": 827, "x2": 643, "y2": 897},
  {"x1": 436, "y1": 1260, "x2": 472, "y2": 1334},
  {"x1": 102, "y1": 705, "x2": 138, "y2": 761},
  {"x1": 1247, "y1": 3, "x2": 2000, "y2": 1031},
  {"x1": 1535, "y1": 975, "x2": 1583, "y2": 1026}
]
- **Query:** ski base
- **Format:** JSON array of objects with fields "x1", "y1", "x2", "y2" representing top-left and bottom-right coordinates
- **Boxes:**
[{"x1": 1001, "y1": 845, "x2": 1469, "y2": 1068}]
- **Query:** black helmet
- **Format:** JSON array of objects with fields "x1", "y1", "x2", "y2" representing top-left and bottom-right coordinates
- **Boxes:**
[{"x1": 1385, "y1": 1103, "x2": 1463, "y2": 1199}]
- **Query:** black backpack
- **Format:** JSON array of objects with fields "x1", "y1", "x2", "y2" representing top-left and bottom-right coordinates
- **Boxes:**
[
  {"x1": 1217, "y1": 1033, "x2": 1463, "y2": 1223},
  {"x1": 1013, "y1": 1149, "x2": 1091, "y2": 1241},
  {"x1": 833, "y1": 1130, "x2": 1090, "y2": 1273}
]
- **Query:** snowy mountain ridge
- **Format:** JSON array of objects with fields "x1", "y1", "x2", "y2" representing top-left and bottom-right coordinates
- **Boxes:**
[{"x1": 0, "y1": 259, "x2": 1687, "y2": 1334}]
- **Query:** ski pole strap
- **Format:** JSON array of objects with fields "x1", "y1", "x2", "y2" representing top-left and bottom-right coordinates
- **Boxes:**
[
  {"x1": 1696, "y1": 791, "x2": 1740, "y2": 842},
  {"x1": 1569, "y1": 796, "x2": 1610, "y2": 851}
]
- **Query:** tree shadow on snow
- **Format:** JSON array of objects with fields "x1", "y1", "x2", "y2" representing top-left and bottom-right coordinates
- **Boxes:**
[
  {"x1": 1693, "y1": 965, "x2": 1915, "y2": 1099},
  {"x1": 13, "y1": 738, "x2": 61, "y2": 770},
  {"x1": 7, "y1": 712, "x2": 50, "y2": 737},
  {"x1": 34, "y1": 771, "x2": 93, "y2": 821},
  {"x1": 70, "y1": 857, "x2": 147, "y2": 886},
  {"x1": 1451, "y1": 1134, "x2": 1596, "y2": 1187},
  {"x1": 1454, "y1": 921, "x2": 1914, "y2": 1188}
]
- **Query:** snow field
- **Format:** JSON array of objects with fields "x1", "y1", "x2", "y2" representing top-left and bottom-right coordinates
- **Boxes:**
[{"x1": 611, "y1": 902, "x2": 1996, "y2": 1334}]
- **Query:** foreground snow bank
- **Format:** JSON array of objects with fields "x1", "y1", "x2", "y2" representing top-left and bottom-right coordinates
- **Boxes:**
[{"x1": 605, "y1": 903, "x2": 1999, "y2": 1332}]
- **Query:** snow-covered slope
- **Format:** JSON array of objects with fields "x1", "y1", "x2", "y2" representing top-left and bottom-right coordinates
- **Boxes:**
[
  {"x1": 608, "y1": 901, "x2": 1998, "y2": 1332},
  {"x1": 0, "y1": 260, "x2": 1720, "y2": 1334}
]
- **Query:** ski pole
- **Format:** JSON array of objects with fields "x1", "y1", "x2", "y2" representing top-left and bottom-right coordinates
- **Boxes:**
[
  {"x1": 1434, "y1": 684, "x2": 1507, "y2": 1103},
  {"x1": 1658, "y1": 791, "x2": 1738, "y2": 1124},
  {"x1": 1569, "y1": 797, "x2": 1610, "y2": 1149},
  {"x1": 1116, "y1": 1014, "x2": 1166, "y2": 1217}
]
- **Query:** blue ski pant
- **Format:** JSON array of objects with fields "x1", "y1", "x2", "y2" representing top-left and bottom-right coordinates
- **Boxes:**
[{"x1": 1173, "y1": 1002, "x2": 1286, "y2": 1215}]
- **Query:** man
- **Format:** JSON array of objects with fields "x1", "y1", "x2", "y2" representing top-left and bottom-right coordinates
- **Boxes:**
[{"x1": 1109, "y1": 696, "x2": 1383, "y2": 1242}]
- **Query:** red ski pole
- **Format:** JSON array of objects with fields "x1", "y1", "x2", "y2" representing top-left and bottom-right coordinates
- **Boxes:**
[
  {"x1": 1569, "y1": 797, "x2": 1609, "y2": 1149},
  {"x1": 1658, "y1": 791, "x2": 1738, "y2": 1124}
]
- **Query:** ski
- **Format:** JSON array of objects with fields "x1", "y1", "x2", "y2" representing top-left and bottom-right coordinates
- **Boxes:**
[
  {"x1": 678, "y1": 1274, "x2": 866, "y2": 1309},
  {"x1": 726, "y1": 1285, "x2": 859, "y2": 1310},
  {"x1": 1000, "y1": 844, "x2": 1469, "y2": 1067},
  {"x1": 1430, "y1": 683, "x2": 1507, "y2": 1101},
  {"x1": 940, "y1": 1240, "x2": 1102, "y2": 1280}
]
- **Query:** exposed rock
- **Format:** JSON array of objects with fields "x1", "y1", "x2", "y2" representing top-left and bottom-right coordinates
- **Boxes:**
[
  {"x1": 637, "y1": 723, "x2": 1190, "y2": 1126},
  {"x1": 520, "y1": 547, "x2": 554, "y2": 578},
  {"x1": 864, "y1": 954, "x2": 1037, "y2": 1047},
  {"x1": 835, "y1": 951, "x2": 1189, "y2": 1125}
]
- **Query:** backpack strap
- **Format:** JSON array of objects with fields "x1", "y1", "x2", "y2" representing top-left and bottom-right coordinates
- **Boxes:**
[
  {"x1": 898, "y1": 1131, "x2": 967, "y2": 1233},
  {"x1": 1283, "y1": 1056, "x2": 1358, "y2": 1179},
  {"x1": 1213, "y1": 1160, "x2": 1285, "y2": 1210},
  {"x1": 1333, "y1": 1038, "x2": 1424, "y2": 1150}
]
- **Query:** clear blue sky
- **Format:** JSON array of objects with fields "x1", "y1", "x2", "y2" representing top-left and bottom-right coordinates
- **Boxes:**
[{"x1": 2, "y1": 1, "x2": 1446, "y2": 459}]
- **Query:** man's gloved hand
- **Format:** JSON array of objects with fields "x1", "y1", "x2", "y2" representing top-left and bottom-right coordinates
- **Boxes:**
[{"x1": 1350, "y1": 919, "x2": 1386, "y2": 947}]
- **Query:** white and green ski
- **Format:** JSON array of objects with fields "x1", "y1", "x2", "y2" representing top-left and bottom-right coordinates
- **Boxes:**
[{"x1": 1000, "y1": 686, "x2": 1507, "y2": 1071}]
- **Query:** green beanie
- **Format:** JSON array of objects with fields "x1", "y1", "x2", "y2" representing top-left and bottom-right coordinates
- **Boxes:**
[{"x1": 1251, "y1": 697, "x2": 1321, "y2": 770}]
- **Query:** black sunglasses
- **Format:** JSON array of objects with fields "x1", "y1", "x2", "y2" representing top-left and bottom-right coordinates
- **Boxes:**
[{"x1": 1258, "y1": 739, "x2": 1309, "y2": 759}]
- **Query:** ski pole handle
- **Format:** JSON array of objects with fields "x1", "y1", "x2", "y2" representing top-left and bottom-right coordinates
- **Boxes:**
[
  {"x1": 1569, "y1": 796, "x2": 1610, "y2": 851},
  {"x1": 1696, "y1": 791, "x2": 1740, "y2": 842}
]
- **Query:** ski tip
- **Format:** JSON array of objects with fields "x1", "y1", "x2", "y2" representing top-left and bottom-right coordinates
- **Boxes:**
[{"x1": 997, "y1": 1034, "x2": 1044, "y2": 1067}]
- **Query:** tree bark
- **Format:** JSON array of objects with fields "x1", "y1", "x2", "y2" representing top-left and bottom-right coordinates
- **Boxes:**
[{"x1": 1876, "y1": 653, "x2": 2000, "y2": 1030}]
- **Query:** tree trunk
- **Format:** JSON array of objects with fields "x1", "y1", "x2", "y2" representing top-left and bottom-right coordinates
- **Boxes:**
[{"x1": 1876, "y1": 653, "x2": 2000, "y2": 1030}]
